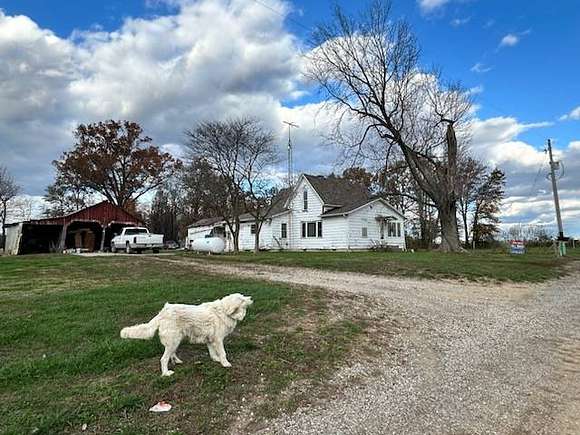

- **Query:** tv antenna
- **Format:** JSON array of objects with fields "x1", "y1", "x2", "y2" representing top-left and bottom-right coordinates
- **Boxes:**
[{"x1": 283, "y1": 121, "x2": 299, "y2": 186}]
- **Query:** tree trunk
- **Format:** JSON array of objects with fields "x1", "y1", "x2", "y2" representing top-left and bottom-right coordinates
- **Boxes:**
[
  {"x1": 232, "y1": 231, "x2": 240, "y2": 254},
  {"x1": 398, "y1": 123, "x2": 464, "y2": 253},
  {"x1": 232, "y1": 217, "x2": 240, "y2": 253},
  {"x1": 254, "y1": 220, "x2": 261, "y2": 254},
  {"x1": 1, "y1": 202, "x2": 6, "y2": 249},
  {"x1": 461, "y1": 210, "x2": 469, "y2": 248},
  {"x1": 438, "y1": 200, "x2": 463, "y2": 252}
]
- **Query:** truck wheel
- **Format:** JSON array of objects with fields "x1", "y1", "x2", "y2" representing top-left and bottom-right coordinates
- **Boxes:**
[
  {"x1": 125, "y1": 242, "x2": 132, "y2": 254},
  {"x1": 111, "y1": 245, "x2": 117, "y2": 253},
  {"x1": 152, "y1": 249, "x2": 160, "y2": 254}
]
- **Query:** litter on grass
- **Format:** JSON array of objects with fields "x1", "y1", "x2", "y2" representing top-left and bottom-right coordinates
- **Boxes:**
[{"x1": 149, "y1": 401, "x2": 172, "y2": 413}]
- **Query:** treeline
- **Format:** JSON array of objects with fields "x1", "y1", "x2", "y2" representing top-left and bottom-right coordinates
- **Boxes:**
[{"x1": 40, "y1": 115, "x2": 506, "y2": 252}]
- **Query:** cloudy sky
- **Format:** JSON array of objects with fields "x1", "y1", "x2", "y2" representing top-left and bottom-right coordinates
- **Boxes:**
[{"x1": 1, "y1": 0, "x2": 579, "y2": 235}]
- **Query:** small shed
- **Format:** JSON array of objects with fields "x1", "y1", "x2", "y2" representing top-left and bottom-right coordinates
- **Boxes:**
[{"x1": 4, "y1": 201, "x2": 143, "y2": 255}]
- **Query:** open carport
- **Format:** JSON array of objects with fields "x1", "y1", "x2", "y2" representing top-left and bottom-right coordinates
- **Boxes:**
[{"x1": 3, "y1": 201, "x2": 143, "y2": 255}]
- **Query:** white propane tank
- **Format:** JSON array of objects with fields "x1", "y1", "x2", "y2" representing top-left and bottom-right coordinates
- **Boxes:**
[{"x1": 191, "y1": 237, "x2": 226, "y2": 254}]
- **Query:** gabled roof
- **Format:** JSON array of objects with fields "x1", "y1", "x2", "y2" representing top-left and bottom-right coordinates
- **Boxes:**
[
  {"x1": 322, "y1": 196, "x2": 405, "y2": 219},
  {"x1": 302, "y1": 174, "x2": 404, "y2": 218},
  {"x1": 304, "y1": 174, "x2": 370, "y2": 207}
]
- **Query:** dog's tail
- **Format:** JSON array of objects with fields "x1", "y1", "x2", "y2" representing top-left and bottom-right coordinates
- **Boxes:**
[{"x1": 120, "y1": 306, "x2": 166, "y2": 340}]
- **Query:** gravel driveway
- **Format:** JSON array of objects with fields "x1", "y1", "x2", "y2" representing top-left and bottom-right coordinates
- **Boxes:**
[{"x1": 152, "y1": 257, "x2": 580, "y2": 434}]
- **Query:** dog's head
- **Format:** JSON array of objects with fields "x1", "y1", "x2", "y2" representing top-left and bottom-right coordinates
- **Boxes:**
[{"x1": 221, "y1": 293, "x2": 253, "y2": 321}]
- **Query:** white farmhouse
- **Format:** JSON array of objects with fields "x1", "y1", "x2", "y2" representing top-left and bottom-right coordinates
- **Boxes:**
[{"x1": 187, "y1": 174, "x2": 406, "y2": 251}]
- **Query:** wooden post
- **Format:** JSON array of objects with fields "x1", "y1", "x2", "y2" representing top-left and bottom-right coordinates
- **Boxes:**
[
  {"x1": 57, "y1": 224, "x2": 68, "y2": 252},
  {"x1": 100, "y1": 225, "x2": 106, "y2": 252}
]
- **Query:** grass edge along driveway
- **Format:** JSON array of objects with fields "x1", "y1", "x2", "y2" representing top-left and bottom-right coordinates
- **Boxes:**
[{"x1": 181, "y1": 248, "x2": 580, "y2": 283}]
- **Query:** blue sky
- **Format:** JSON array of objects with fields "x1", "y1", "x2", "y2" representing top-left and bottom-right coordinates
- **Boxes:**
[{"x1": 1, "y1": 0, "x2": 579, "y2": 235}]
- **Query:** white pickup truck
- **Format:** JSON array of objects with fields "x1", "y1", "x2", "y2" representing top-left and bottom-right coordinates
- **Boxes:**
[{"x1": 111, "y1": 227, "x2": 164, "y2": 254}]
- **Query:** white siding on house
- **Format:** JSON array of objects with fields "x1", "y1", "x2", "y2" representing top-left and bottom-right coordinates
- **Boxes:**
[
  {"x1": 186, "y1": 175, "x2": 406, "y2": 252},
  {"x1": 270, "y1": 213, "x2": 290, "y2": 250},
  {"x1": 345, "y1": 200, "x2": 406, "y2": 249},
  {"x1": 238, "y1": 221, "x2": 254, "y2": 251},
  {"x1": 316, "y1": 215, "x2": 348, "y2": 250},
  {"x1": 238, "y1": 220, "x2": 273, "y2": 251},
  {"x1": 288, "y1": 177, "x2": 325, "y2": 250}
]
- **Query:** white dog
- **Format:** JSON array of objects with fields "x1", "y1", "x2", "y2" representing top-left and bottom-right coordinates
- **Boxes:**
[{"x1": 120, "y1": 293, "x2": 253, "y2": 376}]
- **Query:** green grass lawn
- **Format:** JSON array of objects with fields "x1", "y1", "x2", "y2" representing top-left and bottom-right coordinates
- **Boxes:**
[
  {"x1": 0, "y1": 255, "x2": 374, "y2": 434},
  {"x1": 182, "y1": 246, "x2": 580, "y2": 283}
]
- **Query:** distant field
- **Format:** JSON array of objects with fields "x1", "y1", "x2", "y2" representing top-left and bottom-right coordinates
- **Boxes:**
[
  {"x1": 182, "y1": 247, "x2": 580, "y2": 283},
  {"x1": 0, "y1": 255, "x2": 381, "y2": 434}
]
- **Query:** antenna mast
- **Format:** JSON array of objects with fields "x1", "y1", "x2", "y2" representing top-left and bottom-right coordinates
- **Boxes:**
[{"x1": 283, "y1": 121, "x2": 299, "y2": 187}]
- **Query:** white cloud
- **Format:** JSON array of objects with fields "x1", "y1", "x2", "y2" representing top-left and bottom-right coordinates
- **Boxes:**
[
  {"x1": 560, "y1": 106, "x2": 580, "y2": 121},
  {"x1": 468, "y1": 85, "x2": 484, "y2": 95},
  {"x1": 418, "y1": 0, "x2": 450, "y2": 14},
  {"x1": 469, "y1": 116, "x2": 580, "y2": 235},
  {"x1": 483, "y1": 19, "x2": 495, "y2": 29},
  {"x1": 499, "y1": 33, "x2": 519, "y2": 47},
  {"x1": 0, "y1": 1, "x2": 310, "y2": 194},
  {"x1": 499, "y1": 30, "x2": 531, "y2": 49},
  {"x1": 450, "y1": 17, "x2": 470, "y2": 27},
  {"x1": 470, "y1": 62, "x2": 492, "y2": 73}
]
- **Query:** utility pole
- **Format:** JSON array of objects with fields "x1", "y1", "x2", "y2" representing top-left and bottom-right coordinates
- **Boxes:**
[
  {"x1": 546, "y1": 139, "x2": 566, "y2": 255},
  {"x1": 283, "y1": 121, "x2": 299, "y2": 187}
]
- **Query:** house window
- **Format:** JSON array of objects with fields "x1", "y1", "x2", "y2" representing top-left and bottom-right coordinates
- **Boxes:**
[
  {"x1": 387, "y1": 222, "x2": 397, "y2": 237},
  {"x1": 362, "y1": 227, "x2": 368, "y2": 238},
  {"x1": 281, "y1": 223, "x2": 287, "y2": 239},
  {"x1": 380, "y1": 223, "x2": 385, "y2": 240},
  {"x1": 301, "y1": 221, "x2": 322, "y2": 238},
  {"x1": 303, "y1": 189, "x2": 308, "y2": 211},
  {"x1": 397, "y1": 223, "x2": 401, "y2": 238},
  {"x1": 250, "y1": 224, "x2": 256, "y2": 235}
]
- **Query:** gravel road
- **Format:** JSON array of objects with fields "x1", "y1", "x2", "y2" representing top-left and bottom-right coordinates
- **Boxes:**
[{"x1": 152, "y1": 257, "x2": 580, "y2": 434}]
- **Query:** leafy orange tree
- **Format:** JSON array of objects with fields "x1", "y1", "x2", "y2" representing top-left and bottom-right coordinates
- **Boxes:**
[{"x1": 53, "y1": 120, "x2": 180, "y2": 209}]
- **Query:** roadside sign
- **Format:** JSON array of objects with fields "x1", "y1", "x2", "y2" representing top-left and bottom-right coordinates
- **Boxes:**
[{"x1": 510, "y1": 240, "x2": 525, "y2": 255}]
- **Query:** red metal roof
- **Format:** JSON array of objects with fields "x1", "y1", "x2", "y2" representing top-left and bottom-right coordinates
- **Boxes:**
[{"x1": 30, "y1": 201, "x2": 143, "y2": 227}]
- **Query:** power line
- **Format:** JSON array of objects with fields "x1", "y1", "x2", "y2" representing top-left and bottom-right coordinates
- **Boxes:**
[{"x1": 528, "y1": 151, "x2": 547, "y2": 198}]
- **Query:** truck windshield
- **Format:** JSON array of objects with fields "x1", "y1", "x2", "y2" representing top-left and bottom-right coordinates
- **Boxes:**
[{"x1": 124, "y1": 228, "x2": 148, "y2": 235}]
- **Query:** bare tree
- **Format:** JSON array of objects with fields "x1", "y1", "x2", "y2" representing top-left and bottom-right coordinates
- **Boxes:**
[
  {"x1": 10, "y1": 196, "x2": 36, "y2": 222},
  {"x1": 456, "y1": 156, "x2": 487, "y2": 246},
  {"x1": 307, "y1": 0, "x2": 473, "y2": 251},
  {"x1": 181, "y1": 158, "x2": 228, "y2": 229},
  {"x1": 0, "y1": 166, "x2": 20, "y2": 249},
  {"x1": 43, "y1": 174, "x2": 93, "y2": 218},
  {"x1": 185, "y1": 118, "x2": 279, "y2": 253},
  {"x1": 237, "y1": 124, "x2": 281, "y2": 253}
]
